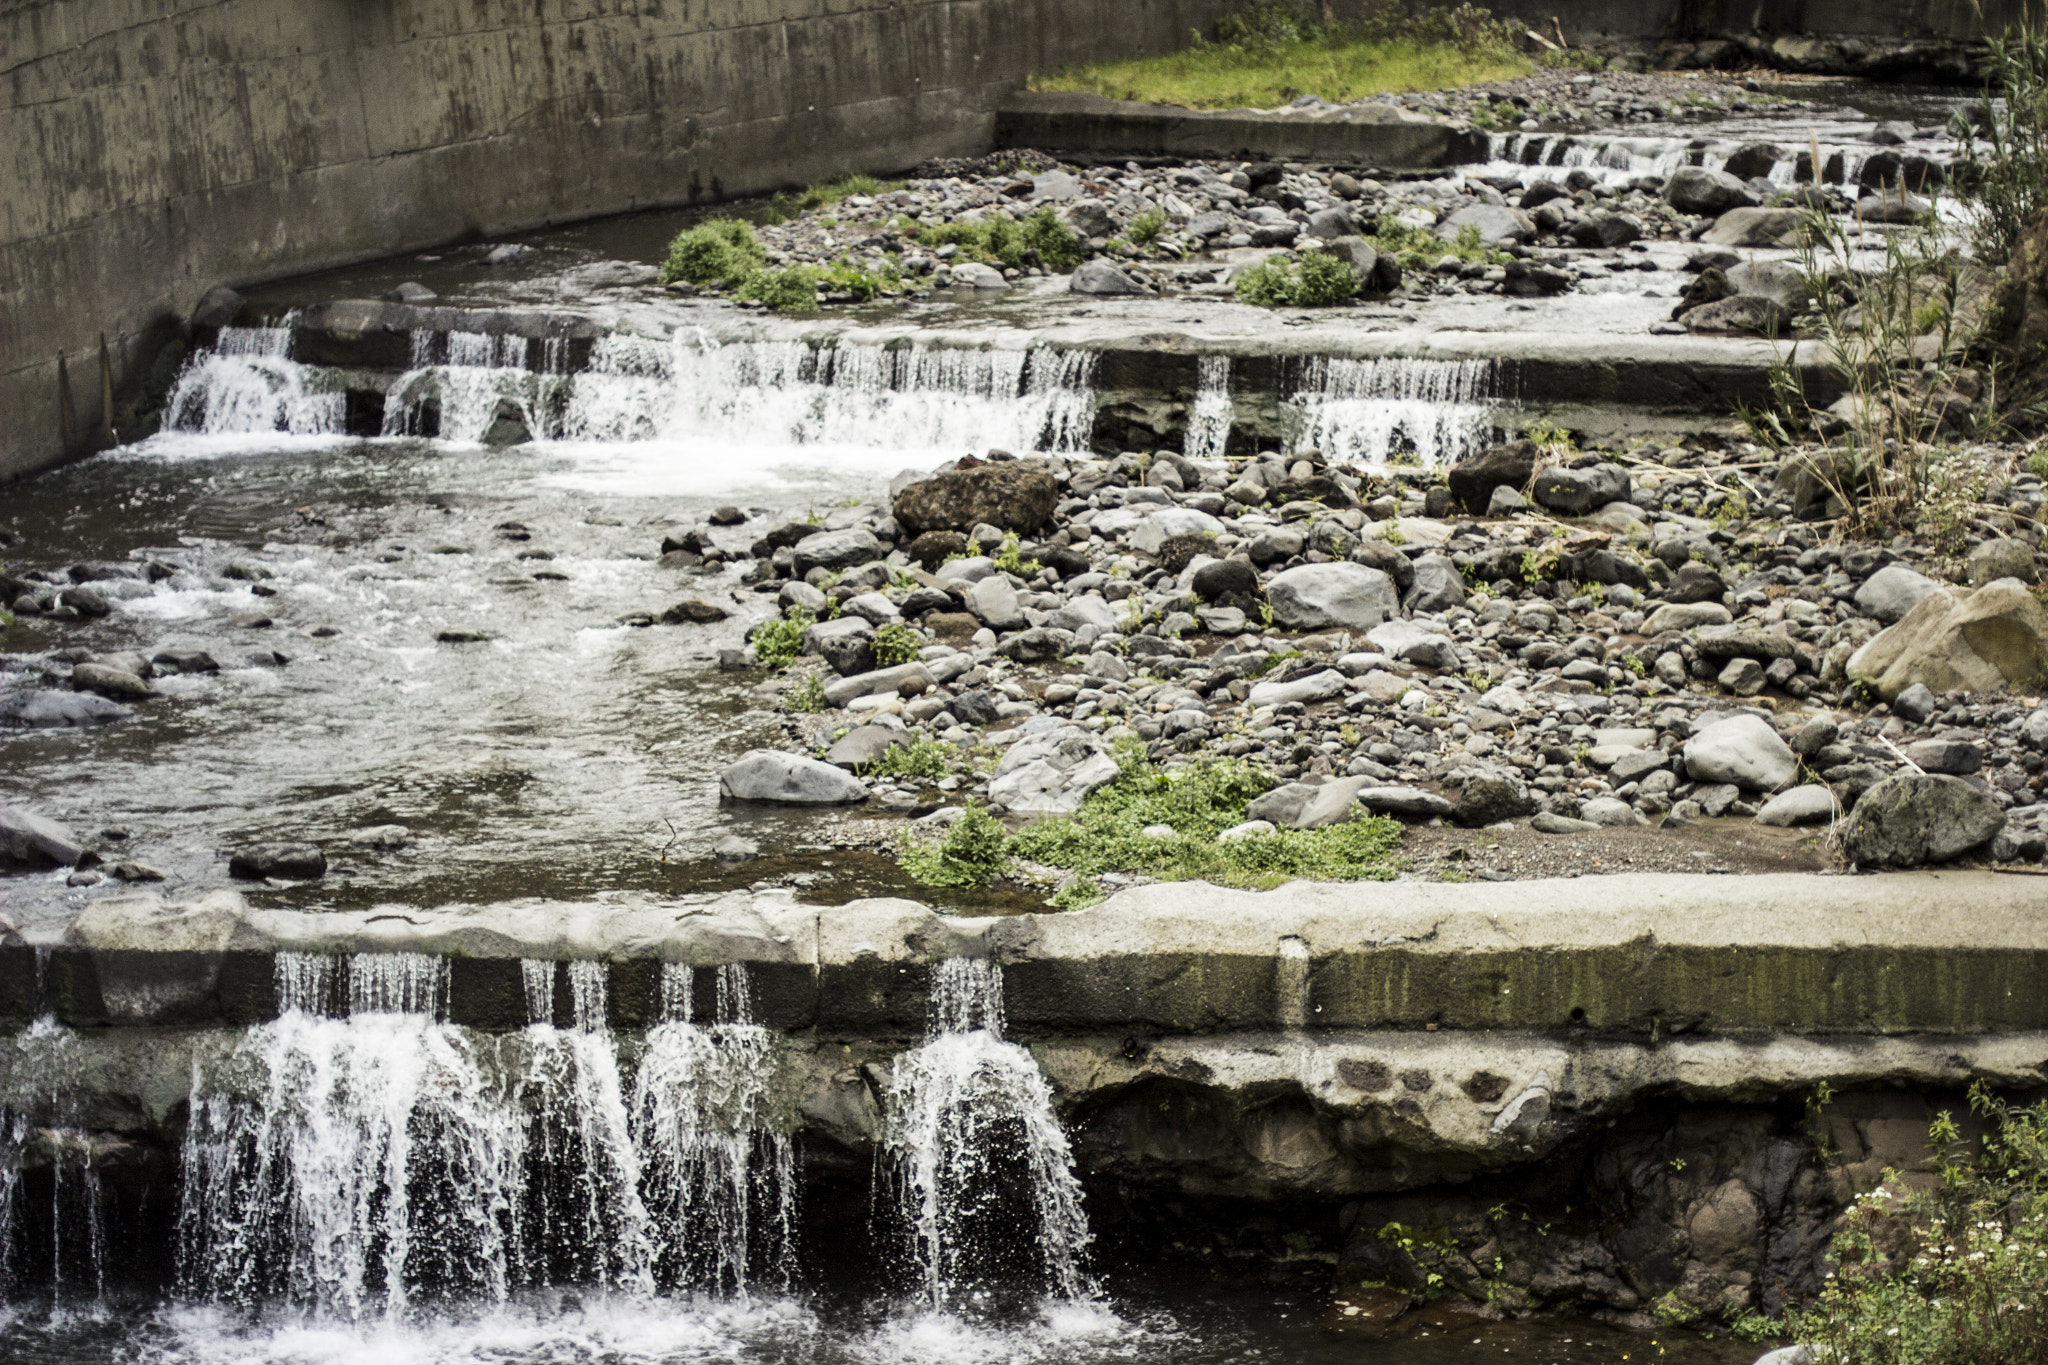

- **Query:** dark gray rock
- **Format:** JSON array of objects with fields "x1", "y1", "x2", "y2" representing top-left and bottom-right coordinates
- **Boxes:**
[
  {"x1": 228, "y1": 844, "x2": 328, "y2": 879},
  {"x1": 1070, "y1": 260, "x2": 1151, "y2": 295},
  {"x1": 1531, "y1": 463, "x2": 1630, "y2": 516},
  {"x1": 801, "y1": 616, "x2": 876, "y2": 675},
  {"x1": 1447, "y1": 440, "x2": 1536, "y2": 514},
  {"x1": 1841, "y1": 773, "x2": 2004, "y2": 866},
  {"x1": 1665, "y1": 166, "x2": 1758, "y2": 215},
  {"x1": 792, "y1": 528, "x2": 882, "y2": 576},
  {"x1": 893, "y1": 462, "x2": 1059, "y2": 536},
  {"x1": 1452, "y1": 776, "x2": 1533, "y2": 827}
]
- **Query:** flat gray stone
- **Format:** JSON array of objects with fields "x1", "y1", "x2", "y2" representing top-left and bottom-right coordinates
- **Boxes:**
[
  {"x1": 1854, "y1": 564, "x2": 1939, "y2": 624},
  {"x1": 823, "y1": 662, "x2": 932, "y2": 709},
  {"x1": 1755, "y1": 786, "x2": 1837, "y2": 826},
  {"x1": 988, "y1": 726, "x2": 1120, "y2": 815},
  {"x1": 720, "y1": 750, "x2": 869, "y2": 804},
  {"x1": 1354, "y1": 786, "x2": 1454, "y2": 820},
  {"x1": 825, "y1": 724, "x2": 911, "y2": 770},
  {"x1": 1248, "y1": 668, "x2": 1347, "y2": 709}
]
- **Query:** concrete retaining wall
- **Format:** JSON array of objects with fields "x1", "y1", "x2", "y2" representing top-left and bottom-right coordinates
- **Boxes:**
[{"x1": 2, "y1": 0, "x2": 1259, "y2": 483}]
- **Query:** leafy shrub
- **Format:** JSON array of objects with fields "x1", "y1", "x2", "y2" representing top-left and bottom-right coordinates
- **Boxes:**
[
  {"x1": 786, "y1": 671, "x2": 827, "y2": 713},
  {"x1": 735, "y1": 266, "x2": 821, "y2": 315},
  {"x1": 659, "y1": 219, "x2": 766, "y2": 288},
  {"x1": 869, "y1": 736, "x2": 954, "y2": 781},
  {"x1": 1788, "y1": 1084, "x2": 2048, "y2": 1365},
  {"x1": 870, "y1": 622, "x2": 923, "y2": 667},
  {"x1": 899, "y1": 802, "x2": 1010, "y2": 887},
  {"x1": 1234, "y1": 250, "x2": 1359, "y2": 306},
  {"x1": 750, "y1": 608, "x2": 813, "y2": 669},
  {"x1": 1127, "y1": 208, "x2": 1169, "y2": 244},
  {"x1": 918, "y1": 207, "x2": 1086, "y2": 271}
]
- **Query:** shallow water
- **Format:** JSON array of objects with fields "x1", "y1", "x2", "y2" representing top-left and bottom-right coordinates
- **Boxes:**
[
  {"x1": 0, "y1": 1270, "x2": 1767, "y2": 1365},
  {"x1": 0, "y1": 431, "x2": 917, "y2": 918}
]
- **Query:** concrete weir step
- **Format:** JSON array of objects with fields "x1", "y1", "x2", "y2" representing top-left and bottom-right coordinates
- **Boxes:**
[
  {"x1": 995, "y1": 90, "x2": 1491, "y2": 169},
  {"x1": 14, "y1": 870, "x2": 2046, "y2": 1037}
]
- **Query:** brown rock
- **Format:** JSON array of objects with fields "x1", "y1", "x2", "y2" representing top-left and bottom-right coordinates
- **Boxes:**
[
  {"x1": 893, "y1": 462, "x2": 1058, "y2": 536},
  {"x1": 1446, "y1": 440, "x2": 1535, "y2": 514}
]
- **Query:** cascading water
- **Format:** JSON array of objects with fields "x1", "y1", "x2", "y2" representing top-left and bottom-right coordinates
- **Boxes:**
[
  {"x1": 512, "y1": 960, "x2": 653, "y2": 1295},
  {"x1": 382, "y1": 331, "x2": 574, "y2": 442},
  {"x1": 558, "y1": 333, "x2": 1099, "y2": 453},
  {"x1": 633, "y1": 963, "x2": 797, "y2": 1297},
  {"x1": 1182, "y1": 356, "x2": 1233, "y2": 462},
  {"x1": 1289, "y1": 356, "x2": 1500, "y2": 468},
  {"x1": 177, "y1": 952, "x2": 522, "y2": 1317},
  {"x1": 878, "y1": 958, "x2": 1095, "y2": 1310},
  {"x1": 162, "y1": 320, "x2": 345, "y2": 436}
]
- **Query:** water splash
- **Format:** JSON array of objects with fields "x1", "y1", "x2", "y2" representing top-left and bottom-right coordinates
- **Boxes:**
[
  {"x1": 1182, "y1": 356, "x2": 1232, "y2": 462},
  {"x1": 632, "y1": 963, "x2": 797, "y2": 1297},
  {"x1": 879, "y1": 958, "x2": 1094, "y2": 1309},
  {"x1": 382, "y1": 331, "x2": 573, "y2": 442},
  {"x1": 162, "y1": 320, "x2": 346, "y2": 436},
  {"x1": 0, "y1": 1013, "x2": 110, "y2": 1312},
  {"x1": 559, "y1": 334, "x2": 1098, "y2": 453},
  {"x1": 1289, "y1": 356, "x2": 1499, "y2": 468}
]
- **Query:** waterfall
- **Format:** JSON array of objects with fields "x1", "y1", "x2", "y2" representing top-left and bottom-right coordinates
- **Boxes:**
[
  {"x1": 1289, "y1": 356, "x2": 1499, "y2": 468},
  {"x1": 879, "y1": 958, "x2": 1094, "y2": 1309},
  {"x1": 558, "y1": 334, "x2": 1099, "y2": 454},
  {"x1": 633, "y1": 963, "x2": 797, "y2": 1298},
  {"x1": 162, "y1": 319, "x2": 346, "y2": 436},
  {"x1": 512, "y1": 960, "x2": 654, "y2": 1295},
  {"x1": 174, "y1": 952, "x2": 798, "y2": 1319},
  {"x1": 382, "y1": 331, "x2": 574, "y2": 442},
  {"x1": 177, "y1": 952, "x2": 523, "y2": 1317},
  {"x1": 1182, "y1": 355, "x2": 1232, "y2": 462},
  {"x1": 0, "y1": 1010, "x2": 110, "y2": 1311}
]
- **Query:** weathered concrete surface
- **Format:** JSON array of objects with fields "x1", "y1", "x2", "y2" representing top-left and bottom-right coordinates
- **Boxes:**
[
  {"x1": 2, "y1": 0, "x2": 1266, "y2": 482},
  {"x1": 22, "y1": 871, "x2": 2048, "y2": 1037},
  {"x1": 995, "y1": 90, "x2": 1488, "y2": 166}
]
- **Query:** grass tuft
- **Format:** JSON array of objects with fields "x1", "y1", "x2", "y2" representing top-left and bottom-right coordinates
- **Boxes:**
[{"x1": 659, "y1": 219, "x2": 766, "y2": 288}]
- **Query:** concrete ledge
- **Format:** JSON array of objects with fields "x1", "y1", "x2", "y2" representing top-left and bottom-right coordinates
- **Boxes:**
[
  {"x1": 12, "y1": 871, "x2": 2045, "y2": 1037},
  {"x1": 995, "y1": 89, "x2": 1489, "y2": 168}
]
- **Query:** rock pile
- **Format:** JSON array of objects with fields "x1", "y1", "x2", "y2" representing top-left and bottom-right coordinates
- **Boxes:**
[{"x1": 708, "y1": 438, "x2": 2047, "y2": 871}]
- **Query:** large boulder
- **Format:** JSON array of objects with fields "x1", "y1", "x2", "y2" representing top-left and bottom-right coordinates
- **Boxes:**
[
  {"x1": 1682, "y1": 295, "x2": 1793, "y2": 337},
  {"x1": 1664, "y1": 166, "x2": 1758, "y2": 215},
  {"x1": 801, "y1": 616, "x2": 876, "y2": 675},
  {"x1": 1070, "y1": 260, "x2": 1151, "y2": 295},
  {"x1": 988, "y1": 726, "x2": 1121, "y2": 815},
  {"x1": 720, "y1": 750, "x2": 869, "y2": 804},
  {"x1": 893, "y1": 461, "x2": 1058, "y2": 536},
  {"x1": 1683, "y1": 715, "x2": 1797, "y2": 791},
  {"x1": 1265, "y1": 563, "x2": 1398, "y2": 631},
  {"x1": 1447, "y1": 440, "x2": 1535, "y2": 514},
  {"x1": 1840, "y1": 773, "x2": 2004, "y2": 866},
  {"x1": 1846, "y1": 579, "x2": 2048, "y2": 701}
]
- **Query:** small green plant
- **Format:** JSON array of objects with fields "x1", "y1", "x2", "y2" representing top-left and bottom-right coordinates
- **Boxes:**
[
  {"x1": 659, "y1": 219, "x2": 767, "y2": 288},
  {"x1": 870, "y1": 622, "x2": 924, "y2": 668},
  {"x1": 898, "y1": 801, "x2": 1010, "y2": 887},
  {"x1": 1234, "y1": 249, "x2": 1358, "y2": 307},
  {"x1": 993, "y1": 535, "x2": 1043, "y2": 575},
  {"x1": 786, "y1": 671, "x2": 827, "y2": 713},
  {"x1": 1127, "y1": 208, "x2": 1169, "y2": 245},
  {"x1": 750, "y1": 608, "x2": 814, "y2": 670}
]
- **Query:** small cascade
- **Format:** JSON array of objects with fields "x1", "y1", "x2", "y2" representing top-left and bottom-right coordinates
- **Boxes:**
[
  {"x1": 1182, "y1": 355, "x2": 1233, "y2": 462},
  {"x1": 177, "y1": 952, "x2": 521, "y2": 1318},
  {"x1": 1289, "y1": 356, "x2": 1499, "y2": 468},
  {"x1": 558, "y1": 333, "x2": 1099, "y2": 453},
  {"x1": 632, "y1": 963, "x2": 797, "y2": 1297},
  {"x1": 879, "y1": 958, "x2": 1094, "y2": 1310},
  {"x1": 382, "y1": 331, "x2": 574, "y2": 442},
  {"x1": 0, "y1": 959, "x2": 112, "y2": 1312},
  {"x1": 162, "y1": 320, "x2": 346, "y2": 436},
  {"x1": 512, "y1": 960, "x2": 653, "y2": 1294}
]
